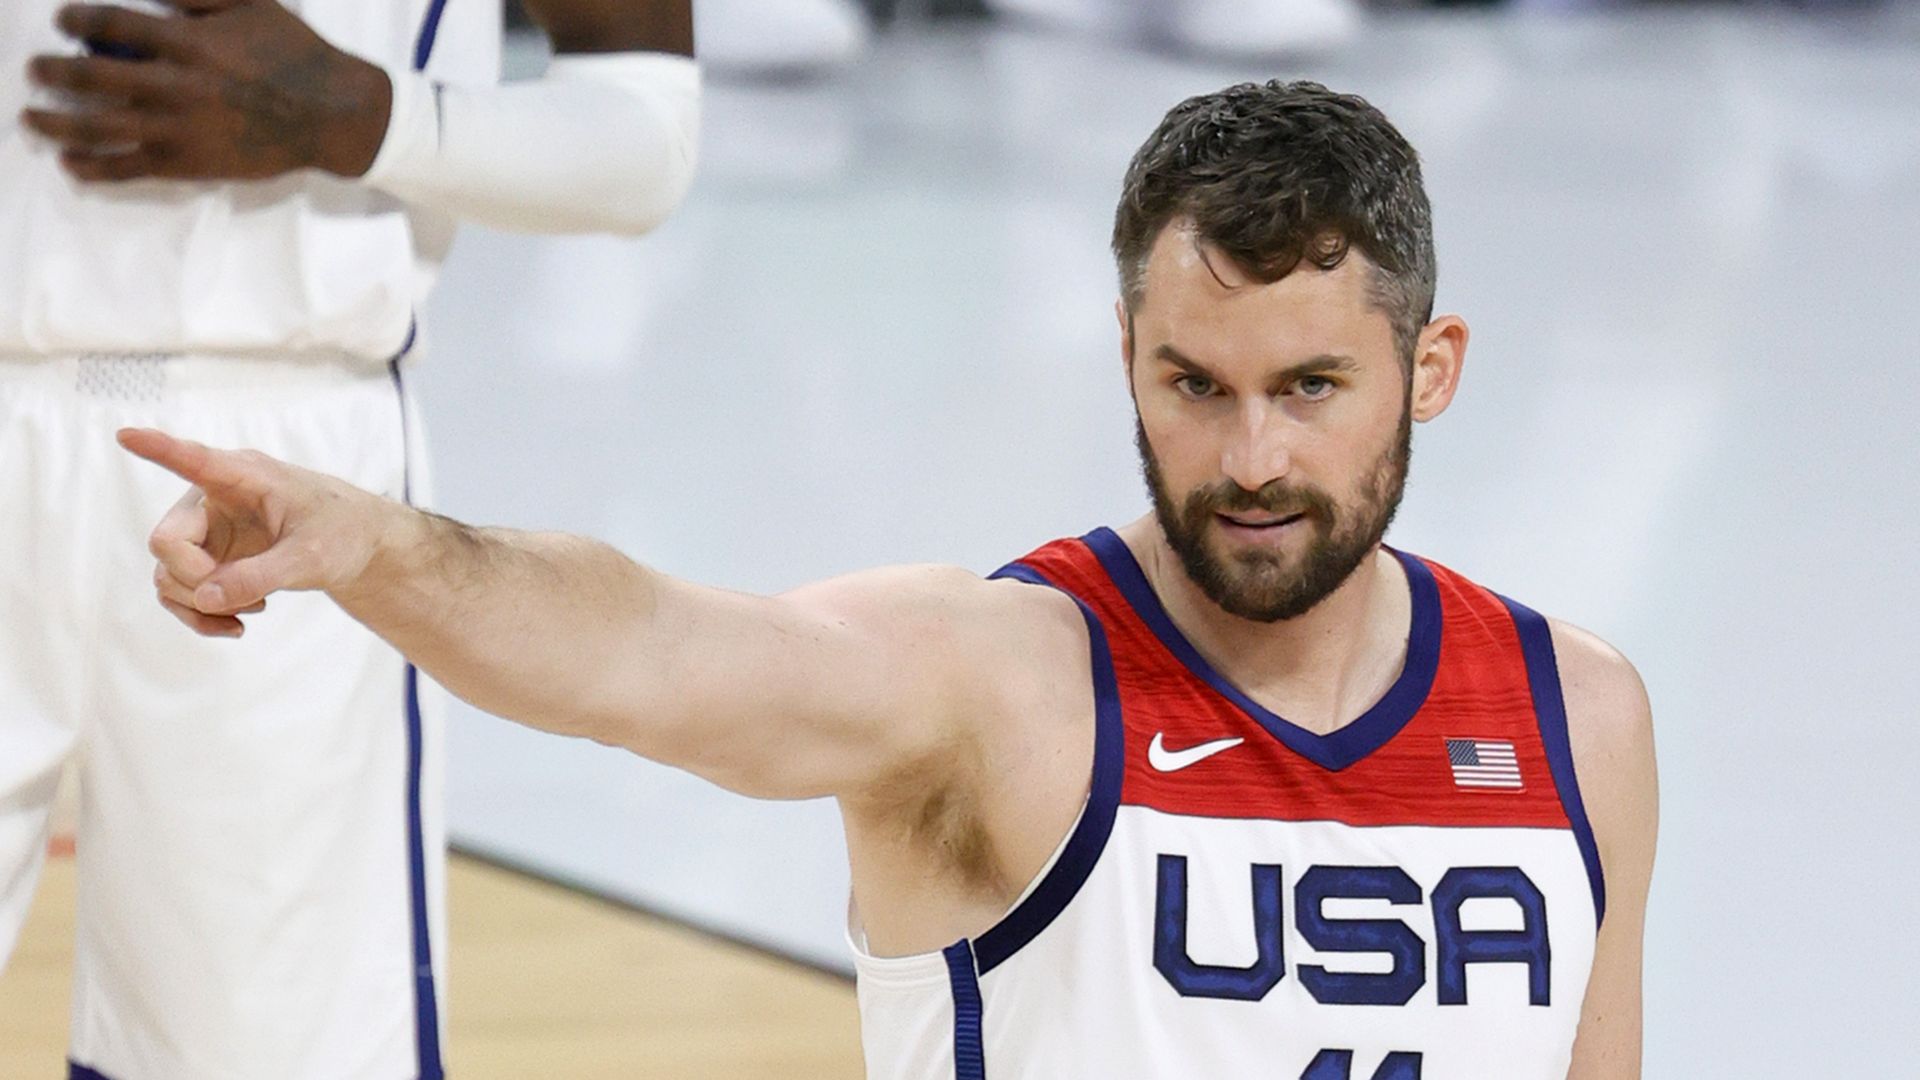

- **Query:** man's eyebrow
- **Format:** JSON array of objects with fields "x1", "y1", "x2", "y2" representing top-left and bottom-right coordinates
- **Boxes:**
[
  {"x1": 1151, "y1": 344, "x2": 1361, "y2": 384},
  {"x1": 1153, "y1": 343, "x2": 1218, "y2": 377},
  {"x1": 1283, "y1": 354, "x2": 1362, "y2": 378}
]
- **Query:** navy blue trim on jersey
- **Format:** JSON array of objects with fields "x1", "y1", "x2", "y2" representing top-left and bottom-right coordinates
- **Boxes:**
[
  {"x1": 1081, "y1": 527, "x2": 1441, "y2": 772},
  {"x1": 1500, "y1": 596, "x2": 1606, "y2": 929},
  {"x1": 69, "y1": 1062, "x2": 115, "y2": 1080},
  {"x1": 969, "y1": 561, "x2": 1125, "y2": 976},
  {"x1": 404, "y1": 664, "x2": 445, "y2": 1079},
  {"x1": 413, "y1": 0, "x2": 454, "y2": 71},
  {"x1": 943, "y1": 940, "x2": 987, "y2": 1080}
]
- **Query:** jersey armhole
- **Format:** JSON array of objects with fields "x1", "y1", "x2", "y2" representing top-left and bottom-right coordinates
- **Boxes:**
[
  {"x1": 1499, "y1": 595, "x2": 1607, "y2": 930},
  {"x1": 963, "y1": 560, "x2": 1126, "y2": 976}
]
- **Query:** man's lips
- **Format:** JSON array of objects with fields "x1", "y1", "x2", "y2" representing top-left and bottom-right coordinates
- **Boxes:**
[{"x1": 1216, "y1": 511, "x2": 1304, "y2": 529}]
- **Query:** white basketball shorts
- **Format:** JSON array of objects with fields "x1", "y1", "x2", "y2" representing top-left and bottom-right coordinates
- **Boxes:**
[{"x1": 0, "y1": 352, "x2": 447, "y2": 1080}]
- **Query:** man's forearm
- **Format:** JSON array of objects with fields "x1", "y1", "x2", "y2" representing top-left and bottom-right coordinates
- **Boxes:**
[{"x1": 333, "y1": 503, "x2": 663, "y2": 742}]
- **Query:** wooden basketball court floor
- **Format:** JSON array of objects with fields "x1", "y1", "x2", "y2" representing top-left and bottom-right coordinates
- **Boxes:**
[{"x1": 0, "y1": 849, "x2": 866, "y2": 1077}]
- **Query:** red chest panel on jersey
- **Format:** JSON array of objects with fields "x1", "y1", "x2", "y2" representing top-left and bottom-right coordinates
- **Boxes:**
[{"x1": 1007, "y1": 531, "x2": 1570, "y2": 831}]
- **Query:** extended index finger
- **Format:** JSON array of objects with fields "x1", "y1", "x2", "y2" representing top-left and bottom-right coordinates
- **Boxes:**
[{"x1": 117, "y1": 428, "x2": 265, "y2": 499}]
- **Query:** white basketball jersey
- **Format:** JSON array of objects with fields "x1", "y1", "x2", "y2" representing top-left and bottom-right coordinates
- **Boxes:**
[
  {"x1": 0, "y1": 0, "x2": 500, "y2": 364},
  {"x1": 853, "y1": 529, "x2": 1606, "y2": 1080}
]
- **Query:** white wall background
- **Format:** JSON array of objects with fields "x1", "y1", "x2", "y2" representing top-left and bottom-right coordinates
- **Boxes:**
[{"x1": 417, "y1": 9, "x2": 1920, "y2": 1075}]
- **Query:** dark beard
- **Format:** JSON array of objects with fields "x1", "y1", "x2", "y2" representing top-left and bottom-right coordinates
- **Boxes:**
[{"x1": 1136, "y1": 405, "x2": 1411, "y2": 623}]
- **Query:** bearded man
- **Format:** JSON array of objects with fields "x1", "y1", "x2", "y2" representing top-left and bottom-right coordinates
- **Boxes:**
[{"x1": 119, "y1": 80, "x2": 1657, "y2": 1079}]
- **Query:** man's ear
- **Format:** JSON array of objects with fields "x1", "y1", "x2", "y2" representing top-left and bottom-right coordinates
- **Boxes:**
[
  {"x1": 1117, "y1": 300, "x2": 1133, "y2": 376},
  {"x1": 1410, "y1": 315, "x2": 1468, "y2": 422}
]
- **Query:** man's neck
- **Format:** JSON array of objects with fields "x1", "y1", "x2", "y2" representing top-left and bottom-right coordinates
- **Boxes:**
[{"x1": 1114, "y1": 514, "x2": 1413, "y2": 736}]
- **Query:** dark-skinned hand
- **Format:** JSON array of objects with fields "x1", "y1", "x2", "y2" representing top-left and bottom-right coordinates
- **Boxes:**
[{"x1": 19, "y1": 0, "x2": 392, "y2": 184}]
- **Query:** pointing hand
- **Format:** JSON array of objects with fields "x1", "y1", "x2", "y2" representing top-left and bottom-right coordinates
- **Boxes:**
[{"x1": 118, "y1": 427, "x2": 390, "y2": 637}]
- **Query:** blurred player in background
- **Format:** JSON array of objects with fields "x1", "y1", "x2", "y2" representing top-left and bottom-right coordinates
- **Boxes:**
[
  {"x1": 121, "y1": 80, "x2": 1657, "y2": 1077},
  {"x1": 0, "y1": 1, "x2": 699, "y2": 1077}
]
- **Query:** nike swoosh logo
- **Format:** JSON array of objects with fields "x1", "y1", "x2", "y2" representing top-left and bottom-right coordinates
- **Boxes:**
[{"x1": 1148, "y1": 733, "x2": 1245, "y2": 773}]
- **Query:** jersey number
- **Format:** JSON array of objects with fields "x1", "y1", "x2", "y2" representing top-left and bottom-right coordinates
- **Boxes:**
[{"x1": 1302, "y1": 1049, "x2": 1422, "y2": 1079}]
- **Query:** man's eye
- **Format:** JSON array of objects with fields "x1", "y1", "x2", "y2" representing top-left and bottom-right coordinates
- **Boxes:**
[
  {"x1": 1295, "y1": 375, "x2": 1336, "y2": 399},
  {"x1": 1174, "y1": 375, "x2": 1216, "y2": 399}
]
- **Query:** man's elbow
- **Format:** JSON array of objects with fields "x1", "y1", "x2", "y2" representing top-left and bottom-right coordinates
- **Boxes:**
[
  {"x1": 600, "y1": 139, "x2": 698, "y2": 236},
  {"x1": 563, "y1": 55, "x2": 702, "y2": 237}
]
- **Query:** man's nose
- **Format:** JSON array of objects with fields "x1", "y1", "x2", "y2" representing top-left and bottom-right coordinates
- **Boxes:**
[{"x1": 1219, "y1": 401, "x2": 1292, "y2": 495}]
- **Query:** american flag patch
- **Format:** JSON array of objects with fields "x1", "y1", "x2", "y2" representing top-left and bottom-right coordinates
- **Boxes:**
[{"x1": 1446, "y1": 738, "x2": 1523, "y2": 790}]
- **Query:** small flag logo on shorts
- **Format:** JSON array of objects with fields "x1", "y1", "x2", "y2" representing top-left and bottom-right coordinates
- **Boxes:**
[{"x1": 1446, "y1": 737, "x2": 1522, "y2": 790}]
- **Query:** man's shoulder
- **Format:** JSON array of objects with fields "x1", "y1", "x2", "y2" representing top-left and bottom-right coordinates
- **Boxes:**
[
  {"x1": 1546, "y1": 618, "x2": 1652, "y2": 747},
  {"x1": 821, "y1": 562, "x2": 1097, "y2": 900},
  {"x1": 1542, "y1": 616, "x2": 1658, "y2": 884}
]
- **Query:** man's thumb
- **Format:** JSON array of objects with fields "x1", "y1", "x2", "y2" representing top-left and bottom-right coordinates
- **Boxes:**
[{"x1": 196, "y1": 548, "x2": 300, "y2": 613}]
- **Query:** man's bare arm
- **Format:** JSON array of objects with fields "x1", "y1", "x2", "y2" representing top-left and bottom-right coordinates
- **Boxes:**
[
  {"x1": 119, "y1": 428, "x2": 1039, "y2": 802},
  {"x1": 1557, "y1": 621, "x2": 1659, "y2": 1079},
  {"x1": 341, "y1": 512, "x2": 993, "y2": 798}
]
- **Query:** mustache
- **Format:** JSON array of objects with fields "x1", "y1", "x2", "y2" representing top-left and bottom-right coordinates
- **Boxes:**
[{"x1": 1184, "y1": 479, "x2": 1336, "y2": 520}]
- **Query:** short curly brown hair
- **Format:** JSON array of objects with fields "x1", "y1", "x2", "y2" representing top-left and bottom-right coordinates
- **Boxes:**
[{"x1": 1113, "y1": 80, "x2": 1436, "y2": 363}]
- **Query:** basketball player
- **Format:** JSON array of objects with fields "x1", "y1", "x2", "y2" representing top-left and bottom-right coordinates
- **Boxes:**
[
  {"x1": 122, "y1": 81, "x2": 1657, "y2": 1078},
  {"x1": 0, "y1": 2, "x2": 699, "y2": 1078}
]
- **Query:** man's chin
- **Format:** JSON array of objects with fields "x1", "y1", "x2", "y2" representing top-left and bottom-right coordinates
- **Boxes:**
[
  {"x1": 1194, "y1": 533, "x2": 1368, "y2": 624},
  {"x1": 1205, "y1": 583, "x2": 1307, "y2": 624},
  {"x1": 1182, "y1": 547, "x2": 1292, "y2": 616}
]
